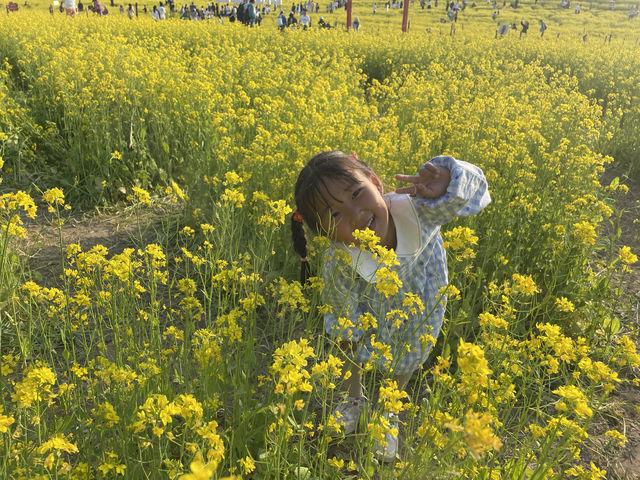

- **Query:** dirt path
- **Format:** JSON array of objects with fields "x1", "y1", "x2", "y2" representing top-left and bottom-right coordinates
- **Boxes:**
[
  {"x1": 595, "y1": 166, "x2": 640, "y2": 479},
  {"x1": 21, "y1": 205, "x2": 172, "y2": 286}
]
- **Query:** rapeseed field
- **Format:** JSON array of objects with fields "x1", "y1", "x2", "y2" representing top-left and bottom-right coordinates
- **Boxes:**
[{"x1": 0, "y1": 3, "x2": 639, "y2": 479}]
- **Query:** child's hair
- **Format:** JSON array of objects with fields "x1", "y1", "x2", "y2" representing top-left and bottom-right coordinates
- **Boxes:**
[{"x1": 291, "y1": 150, "x2": 373, "y2": 284}]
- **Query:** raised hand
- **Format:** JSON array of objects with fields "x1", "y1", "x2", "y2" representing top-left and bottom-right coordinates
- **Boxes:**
[{"x1": 394, "y1": 162, "x2": 451, "y2": 198}]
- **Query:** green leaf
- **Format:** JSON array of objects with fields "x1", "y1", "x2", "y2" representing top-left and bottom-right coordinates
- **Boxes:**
[{"x1": 602, "y1": 316, "x2": 620, "y2": 335}]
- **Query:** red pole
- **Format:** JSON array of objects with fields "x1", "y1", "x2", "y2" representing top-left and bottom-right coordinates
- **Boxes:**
[
  {"x1": 401, "y1": 0, "x2": 409, "y2": 32},
  {"x1": 346, "y1": 0, "x2": 352, "y2": 30}
]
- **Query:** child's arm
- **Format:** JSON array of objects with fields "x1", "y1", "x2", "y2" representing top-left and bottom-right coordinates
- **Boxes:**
[{"x1": 394, "y1": 155, "x2": 491, "y2": 223}]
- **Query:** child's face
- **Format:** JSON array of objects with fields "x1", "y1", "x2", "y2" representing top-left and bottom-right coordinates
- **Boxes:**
[{"x1": 315, "y1": 170, "x2": 396, "y2": 249}]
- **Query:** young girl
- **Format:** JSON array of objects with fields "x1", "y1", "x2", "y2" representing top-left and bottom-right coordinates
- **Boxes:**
[{"x1": 291, "y1": 151, "x2": 490, "y2": 461}]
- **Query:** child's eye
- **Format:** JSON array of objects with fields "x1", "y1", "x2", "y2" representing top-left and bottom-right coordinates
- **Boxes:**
[
  {"x1": 352, "y1": 188, "x2": 362, "y2": 199},
  {"x1": 331, "y1": 211, "x2": 341, "y2": 219}
]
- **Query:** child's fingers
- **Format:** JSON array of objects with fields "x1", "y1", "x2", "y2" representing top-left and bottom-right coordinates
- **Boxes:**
[
  {"x1": 416, "y1": 182, "x2": 439, "y2": 197},
  {"x1": 394, "y1": 173, "x2": 422, "y2": 184},
  {"x1": 396, "y1": 164, "x2": 440, "y2": 183},
  {"x1": 395, "y1": 183, "x2": 438, "y2": 197},
  {"x1": 394, "y1": 184, "x2": 418, "y2": 195},
  {"x1": 419, "y1": 162, "x2": 441, "y2": 177},
  {"x1": 395, "y1": 164, "x2": 442, "y2": 195}
]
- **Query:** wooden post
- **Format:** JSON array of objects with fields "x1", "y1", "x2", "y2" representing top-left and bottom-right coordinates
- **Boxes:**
[
  {"x1": 346, "y1": 0, "x2": 352, "y2": 30},
  {"x1": 401, "y1": 0, "x2": 409, "y2": 31}
]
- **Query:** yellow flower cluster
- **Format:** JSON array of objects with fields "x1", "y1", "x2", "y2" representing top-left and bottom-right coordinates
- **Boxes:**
[
  {"x1": 572, "y1": 221, "x2": 597, "y2": 247},
  {"x1": 11, "y1": 365, "x2": 57, "y2": 408},
  {"x1": 42, "y1": 188, "x2": 67, "y2": 213},
  {"x1": 0, "y1": 190, "x2": 37, "y2": 238},
  {"x1": 375, "y1": 267, "x2": 403, "y2": 298},
  {"x1": 618, "y1": 246, "x2": 638, "y2": 272},
  {"x1": 378, "y1": 379, "x2": 409, "y2": 413},
  {"x1": 462, "y1": 410, "x2": 503, "y2": 459},
  {"x1": 272, "y1": 277, "x2": 309, "y2": 312},
  {"x1": 456, "y1": 340, "x2": 493, "y2": 405},
  {"x1": 553, "y1": 384, "x2": 593, "y2": 418},
  {"x1": 511, "y1": 273, "x2": 540, "y2": 296},
  {"x1": 220, "y1": 188, "x2": 245, "y2": 208},
  {"x1": 353, "y1": 228, "x2": 400, "y2": 266},
  {"x1": 443, "y1": 226, "x2": 478, "y2": 260},
  {"x1": 270, "y1": 339, "x2": 315, "y2": 395},
  {"x1": 555, "y1": 297, "x2": 575, "y2": 312},
  {"x1": 258, "y1": 199, "x2": 292, "y2": 226},
  {"x1": 0, "y1": 406, "x2": 15, "y2": 433}
]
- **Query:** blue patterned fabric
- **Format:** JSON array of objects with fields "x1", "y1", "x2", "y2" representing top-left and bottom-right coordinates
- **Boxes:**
[{"x1": 321, "y1": 156, "x2": 491, "y2": 375}]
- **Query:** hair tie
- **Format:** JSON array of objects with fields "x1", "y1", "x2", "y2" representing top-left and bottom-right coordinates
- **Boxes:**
[
  {"x1": 293, "y1": 210, "x2": 304, "y2": 223},
  {"x1": 350, "y1": 153, "x2": 359, "y2": 160}
]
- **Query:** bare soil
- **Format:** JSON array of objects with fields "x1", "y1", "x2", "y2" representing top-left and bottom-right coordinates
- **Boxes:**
[{"x1": 21, "y1": 204, "x2": 174, "y2": 286}]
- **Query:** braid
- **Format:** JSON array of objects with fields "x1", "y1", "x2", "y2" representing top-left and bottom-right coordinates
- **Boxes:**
[{"x1": 291, "y1": 213, "x2": 311, "y2": 284}]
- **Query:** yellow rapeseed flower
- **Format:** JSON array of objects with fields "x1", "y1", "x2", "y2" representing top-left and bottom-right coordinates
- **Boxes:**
[
  {"x1": 478, "y1": 312, "x2": 508, "y2": 330},
  {"x1": 238, "y1": 456, "x2": 255, "y2": 475},
  {"x1": 0, "y1": 407, "x2": 15, "y2": 433},
  {"x1": 443, "y1": 226, "x2": 478, "y2": 259},
  {"x1": 223, "y1": 171, "x2": 242, "y2": 186},
  {"x1": 93, "y1": 402, "x2": 120, "y2": 427},
  {"x1": 618, "y1": 246, "x2": 637, "y2": 266},
  {"x1": 511, "y1": 273, "x2": 540, "y2": 296},
  {"x1": 220, "y1": 188, "x2": 245, "y2": 208},
  {"x1": 131, "y1": 187, "x2": 151, "y2": 205},
  {"x1": 378, "y1": 379, "x2": 409, "y2": 413},
  {"x1": 352, "y1": 228, "x2": 380, "y2": 251},
  {"x1": 564, "y1": 462, "x2": 606, "y2": 479},
  {"x1": 553, "y1": 384, "x2": 593, "y2": 418},
  {"x1": 270, "y1": 338, "x2": 315, "y2": 395},
  {"x1": 604, "y1": 429, "x2": 627, "y2": 447},
  {"x1": 179, "y1": 453, "x2": 218, "y2": 480},
  {"x1": 259, "y1": 199, "x2": 292, "y2": 226},
  {"x1": 572, "y1": 221, "x2": 597, "y2": 247},
  {"x1": 555, "y1": 297, "x2": 575, "y2": 312},
  {"x1": 463, "y1": 410, "x2": 503, "y2": 459},
  {"x1": 11, "y1": 365, "x2": 57, "y2": 408},
  {"x1": 375, "y1": 267, "x2": 402, "y2": 298},
  {"x1": 457, "y1": 340, "x2": 492, "y2": 389},
  {"x1": 38, "y1": 433, "x2": 79, "y2": 455},
  {"x1": 42, "y1": 187, "x2": 65, "y2": 206}
]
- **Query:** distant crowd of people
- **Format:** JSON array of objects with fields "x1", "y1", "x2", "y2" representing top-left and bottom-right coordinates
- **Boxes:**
[
  {"x1": 53, "y1": 0, "x2": 334, "y2": 27},
  {"x1": 486, "y1": 0, "x2": 638, "y2": 39},
  {"x1": 50, "y1": 0, "x2": 356, "y2": 29},
  {"x1": 46, "y1": 0, "x2": 638, "y2": 33}
]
